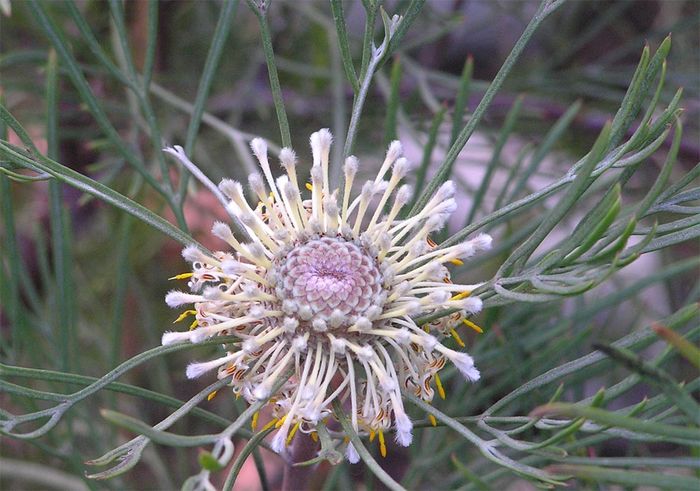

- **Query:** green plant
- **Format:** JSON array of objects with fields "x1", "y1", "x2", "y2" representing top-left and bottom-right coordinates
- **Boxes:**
[{"x1": 1, "y1": 1, "x2": 698, "y2": 490}]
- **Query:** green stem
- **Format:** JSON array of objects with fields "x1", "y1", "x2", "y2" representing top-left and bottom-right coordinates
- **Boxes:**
[{"x1": 246, "y1": 0, "x2": 292, "y2": 148}]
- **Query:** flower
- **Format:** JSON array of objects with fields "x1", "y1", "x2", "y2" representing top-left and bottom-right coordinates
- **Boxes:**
[{"x1": 163, "y1": 129, "x2": 491, "y2": 460}]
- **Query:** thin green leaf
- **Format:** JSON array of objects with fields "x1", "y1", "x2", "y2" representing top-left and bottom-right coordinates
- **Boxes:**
[
  {"x1": 405, "y1": 105, "x2": 447, "y2": 214},
  {"x1": 332, "y1": 400, "x2": 406, "y2": 491},
  {"x1": 466, "y1": 95, "x2": 523, "y2": 225},
  {"x1": 383, "y1": 56, "x2": 402, "y2": 145},
  {"x1": 184, "y1": 0, "x2": 238, "y2": 154},
  {"x1": 594, "y1": 343, "x2": 700, "y2": 425},
  {"x1": 0, "y1": 139, "x2": 201, "y2": 250},
  {"x1": 245, "y1": 0, "x2": 291, "y2": 148},
  {"x1": 497, "y1": 121, "x2": 611, "y2": 276},
  {"x1": 221, "y1": 427, "x2": 274, "y2": 491},
  {"x1": 549, "y1": 465, "x2": 700, "y2": 490},
  {"x1": 330, "y1": 0, "x2": 359, "y2": 92},
  {"x1": 410, "y1": 0, "x2": 565, "y2": 217},
  {"x1": 653, "y1": 324, "x2": 700, "y2": 370},
  {"x1": 26, "y1": 0, "x2": 171, "y2": 200},
  {"x1": 531, "y1": 403, "x2": 700, "y2": 443}
]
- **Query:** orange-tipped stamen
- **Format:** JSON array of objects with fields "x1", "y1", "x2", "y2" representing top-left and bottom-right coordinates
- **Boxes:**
[
  {"x1": 450, "y1": 328, "x2": 466, "y2": 348},
  {"x1": 251, "y1": 411, "x2": 260, "y2": 431},
  {"x1": 462, "y1": 318, "x2": 484, "y2": 333},
  {"x1": 261, "y1": 418, "x2": 278, "y2": 432},
  {"x1": 173, "y1": 309, "x2": 197, "y2": 323},
  {"x1": 378, "y1": 430, "x2": 387, "y2": 457},
  {"x1": 286, "y1": 421, "x2": 301, "y2": 445},
  {"x1": 449, "y1": 258, "x2": 464, "y2": 266},
  {"x1": 451, "y1": 291, "x2": 471, "y2": 301},
  {"x1": 428, "y1": 414, "x2": 437, "y2": 427},
  {"x1": 369, "y1": 430, "x2": 376, "y2": 442},
  {"x1": 169, "y1": 272, "x2": 193, "y2": 280},
  {"x1": 189, "y1": 319, "x2": 199, "y2": 330},
  {"x1": 310, "y1": 431, "x2": 318, "y2": 442},
  {"x1": 305, "y1": 182, "x2": 313, "y2": 191},
  {"x1": 207, "y1": 390, "x2": 218, "y2": 401},
  {"x1": 435, "y1": 372, "x2": 446, "y2": 400},
  {"x1": 275, "y1": 415, "x2": 287, "y2": 429}
]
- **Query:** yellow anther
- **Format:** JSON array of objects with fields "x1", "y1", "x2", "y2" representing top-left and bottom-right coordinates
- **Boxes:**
[
  {"x1": 275, "y1": 415, "x2": 287, "y2": 429},
  {"x1": 207, "y1": 390, "x2": 218, "y2": 401},
  {"x1": 310, "y1": 431, "x2": 318, "y2": 442},
  {"x1": 189, "y1": 319, "x2": 199, "y2": 330},
  {"x1": 169, "y1": 272, "x2": 193, "y2": 280},
  {"x1": 378, "y1": 430, "x2": 387, "y2": 458},
  {"x1": 435, "y1": 372, "x2": 446, "y2": 400},
  {"x1": 286, "y1": 421, "x2": 301, "y2": 445},
  {"x1": 462, "y1": 318, "x2": 484, "y2": 334},
  {"x1": 305, "y1": 182, "x2": 313, "y2": 191},
  {"x1": 449, "y1": 258, "x2": 464, "y2": 266},
  {"x1": 261, "y1": 418, "x2": 278, "y2": 432},
  {"x1": 173, "y1": 309, "x2": 197, "y2": 323},
  {"x1": 251, "y1": 411, "x2": 259, "y2": 431},
  {"x1": 451, "y1": 291, "x2": 471, "y2": 301},
  {"x1": 369, "y1": 430, "x2": 376, "y2": 442},
  {"x1": 422, "y1": 325, "x2": 430, "y2": 333},
  {"x1": 428, "y1": 414, "x2": 437, "y2": 427},
  {"x1": 450, "y1": 328, "x2": 466, "y2": 348}
]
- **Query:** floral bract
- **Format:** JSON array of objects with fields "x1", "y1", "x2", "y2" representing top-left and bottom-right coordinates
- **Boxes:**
[{"x1": 163, "y1": 130, "x2": 491, "y2": 461}]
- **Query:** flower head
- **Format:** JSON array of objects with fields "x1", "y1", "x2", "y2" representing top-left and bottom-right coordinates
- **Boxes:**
[{"x1": 164, "y1": 130, "x2": 491, "y2": 459}]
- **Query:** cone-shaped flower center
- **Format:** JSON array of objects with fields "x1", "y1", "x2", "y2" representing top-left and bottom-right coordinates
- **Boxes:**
[{"x1": 273, "y1": 236, "x2": 384, "y2": 328}]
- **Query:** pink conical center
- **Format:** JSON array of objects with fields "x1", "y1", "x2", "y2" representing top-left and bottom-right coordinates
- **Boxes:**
[{"x1": 274, "y1": 237, "x2": 384, "y2": 325}]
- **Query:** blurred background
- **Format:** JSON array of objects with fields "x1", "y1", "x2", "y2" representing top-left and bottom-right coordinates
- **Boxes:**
[{"x1": 1, "y1": 1, "x2": 698, "y2": 489}]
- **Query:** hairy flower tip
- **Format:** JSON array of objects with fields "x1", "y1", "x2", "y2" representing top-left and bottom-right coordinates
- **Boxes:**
[
  {"x1": 450, "y1": 352, "x2": 481, "y2": 382},
  {"x1": 435, "y1": 180, "x2": 456, "y2": 202},
  {"x1": 218, "y1": 178, "x2": 242, "y2": 200},
  {"x1": 344, "y1": 156, "x2": 359, "y2": 177},
  {"x1": 186, "y1": 355, "x2": 232, "y2": 379},
  {"x1": 472, "y1": 233, "x2": 493, "y2": 251},
  {"x1": 394, "y1": 411, "x2": 413, "y2": 447},
  {"x1": 456, "y1": 297, "x2": 483, "y2": 314},
  {"x1": 386, "y1": 140, "x2": 403, "y2": 162},
  {"x1": 182, "y1": 246, "x2": 207, "y2": 264},
  {"x1": 248, "y1": 173, "x2": 266, "y2": 196},
  {"x1": 162, "y1": 130, "x2": 493, "y2": 460},
  {"x1": 279, "y1": 147, "x2": 297, "y2": 170},
  {"x1": 253, "y1": 384, "x2": 271, "y2": 401},
  {"x1": 428, "y1": 290, "x2": 451, "y2": 305},
  {"x1": 346, "y1": 442, "x2": 360, "y2": 464},
  {"x1": 392, "y1": 157, "x2": 412, "y2": 178},
  {"x1": 211, "y1": 221, "x2": 233, "y2": 240},
  {"x1": 310, "y1": 128, "x2": 333, "y2": 157},
  {"x1": 165, "y1": 290, "x2": 199, "y2": 308},
  {"x1": 395, "y1": 184, "x2": 412, "y2": 205},
  {"x1": 250, "y1": 138, "x2": 268, "y2": 162},
  {"x1": 162, "y1": 330, "x2": 191, "y2": 346},
  {"x1": 270, "y1": 428, "x2": 288, "y2": 454}
]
